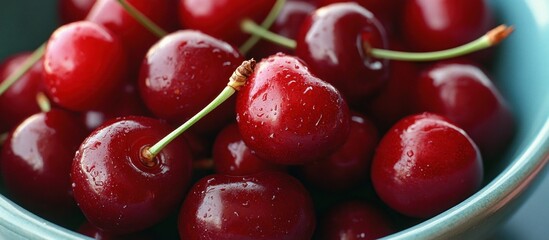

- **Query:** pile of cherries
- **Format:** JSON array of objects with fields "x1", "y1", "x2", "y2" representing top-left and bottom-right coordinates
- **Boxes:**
[{"x1": 0, "y1": 0, "x2": 515, "y2": 239}]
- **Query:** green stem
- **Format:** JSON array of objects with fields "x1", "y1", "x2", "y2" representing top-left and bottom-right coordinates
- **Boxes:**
[
  {"x1": 116, "y1": 0, "x2": 168, "y2": 38},
  {"x1": 241, "y1": 19, "x2": 297, "y2": 49},
  {"x1": 239, "y1": 0, "x2": 287, "y2": 54},
  {"x1": 36, "y1": 92, "x2": 51, "y2": 112},
  {"x1": 0, "y1": 44, "x2": 45, "y2": 96}
]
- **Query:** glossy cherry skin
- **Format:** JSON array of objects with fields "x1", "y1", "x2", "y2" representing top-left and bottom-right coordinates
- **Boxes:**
[
  {"x1": 1, "y1": 109, "x2": 87, "y2": 222},
  {"x1": 43, "y1": 21, "x2": 127, "y2": 111},
  {"x1": 138, "y1": 30, "x2": 244, "y2": 134},
  {"x1": 319, "y1": 200, "x2": 396, "y2": 240},
  {"x1": 401, "y1": 0, "x2": 494, "y2": 52},
  {"x1": 178, "y1": 171, "x2": 316, "y2": 239},
  {"x1": 371, "y1": 113, "x2": 483, "y2": 218},
  {"x1": 236, "y1": 53, "x2": 350, "y2": 165},
  {"x1": 295, "y1": 2, "x2": 389, "y2": 105},
  {"x1": 58, "y1": 0, "x2": 96, "y2": 23},
  {"x1": 413, "y1": 60, "x2": 515, "y2": 160},
  {"x1": 178, "y1": 0, "x2": 276, "y2": 46},
  {"x1": 0, "y1": 52, "x2": 45, "y2": 132},
  {"x1": 71, "y1": 116, "x2": 193, "y2": 234},
  {"x1": 301, "y1": 112, "x2": 378, "y2": 191},
  {"x1": 87, "y1": 0, "x2": 178, "y2": 70},
  {"x1": 213, "y1": 123, "x2": 285, "y2": 175}
]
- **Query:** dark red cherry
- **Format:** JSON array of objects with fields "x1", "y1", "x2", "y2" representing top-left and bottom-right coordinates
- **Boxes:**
[
  {"x1": 295, "y1": 2, "x2": 389, "y2": 104},
  {"x1": 58, "y1": 0, "x2": 96, "y2": 23},
  {"x1": 0, "y1": 52, "x2": 45, "y2": 132},
  {"x1": 71, "y1": 116, "x2": 193, "y2": 234},
  {"x1": 212, "y1": 123, "x2": 284, "y2": 175},
  {"x1": 138, "y1": 30, "x2": 244, "y2": 134},
  {"x1": 401, "y1": 0, "x2": 494, "y2": 52},
  {"x1": 319, "y1": 200, "x2": 396, "y2": 240},
  {"x1": 87, "y1": 0, "x2": 178, "y2": 69},
  {"x1": 43, "y1": 21, "x2": 127, "y2": 111},
  {"x1": 178, "y1": 171, "x2": 316, "y2": 239},
  {"x1": 413, "y1": 60, "x2": 515, "y2": 160},
  {"x1": 236, "y1": 53, "x2": 350, "y2": 165},
  {"x1": 301, "y1": 112, "x2": 378, "y2": 191},
  {"x1": 178, "y1": 0, "x2": 277, "y2": 46},
  {"x1": 1, "y1": 109, "x2": 87, "y2": 222},
  {"x1": 78, "y1": 221, "x2": 157, "y2": 240},
  {"x1": 371, "y1": 113, "x2": 483, "y2": 218}
]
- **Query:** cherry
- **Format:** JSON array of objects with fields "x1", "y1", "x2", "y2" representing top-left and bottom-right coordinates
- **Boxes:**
[
  {"x1": 71, "y1": 116, "x2": 193, "y2": 234},
  {"x1": 236, "y1": 53, "x2": 350, "y2": 165},
  {"x1": 58, "y1": 0, "x2": 96, "y2": 24},
  {"x1": 43, "y1": 20, "x2": 127, "y2": 111},
  {"x1": 412, "y1": 60, "x2": 515, "y2": 160},
  {"x1": 300, "y1": 112, "x2": 378, "y2": 191},
  {"x1": 138, "y1": 30, "x2": 244, "y2": 134},
  {"x1": 1, "y1": 109, "x2": 87, "y2": 223},
  {"x1": 86, "y1": 0, "x2": 178, "y2": 69},
  {"x1": 295, "y1": 2, "x2": 389, "y2": 104},
  {"x1": 401, "y1": 0, "x2": 494, "y2": 52},
  {"x1": 177, "y1": 0, "x2": 277, "y2": 47},
  {"x1": 0, "y1": 52, "x2": 44, "y2": 132},
  {"x1": 178, "y1": 171, "x2": 316, "y2": 239},
  {"x1": 319, "y1": 200, "x2": 396, "y2": 240},
  {"x1": 212, "y1": 122, "x2": 285, "y2": 175},
  {"x1": 371, "y1": 113, "x2": 483, "y2": 218},
  {"x1": 78, "y1": 221, "x2": 157, "y2": 240}
]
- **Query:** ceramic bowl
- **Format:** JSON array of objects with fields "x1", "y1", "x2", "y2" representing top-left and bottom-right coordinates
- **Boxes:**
[{"x1": 0, "y1": 0, "x2": 548, "y2": 239}]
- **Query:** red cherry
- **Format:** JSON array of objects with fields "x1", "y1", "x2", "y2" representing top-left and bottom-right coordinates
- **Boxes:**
[
  {"x1": 295, "y1": 2, "x2": 389, "y2": 104},
  {"x1": 413, "y1": 60, "x2": 515, "y2": 160},
  {"x1": 0, "y1": 52, "x2": 44, "y2": 132},
  {"x1": 43, "y1": 20, "x2": 127, "y2": 111},
  {"x1": 300, "y1": 112, "x2": 378, "y2": 191},
  {"x1": 401, "y1": 0, "x2": 494, "y2": 52},
  {"x1": 177, "y1": 0, "x2": 277, "y2": 46},
  {"x1": 138, "y1": 30, "x2": 244, "y2": 134},
  {"x1": 78, "y1": 221, "x2": 157, "y2": 240},
  {"x1": 58, "y1": 0, "x2": 96, "y2": 24},
  {"x1": 87, "y1": 0, "x2": 178, "y2": 69},
  {"x1": 71, "y1": 116, "x2": 193, "y2": 234},
  {"x1": 236, "y1": 53, "x2": 350, "y2": 165},
  {"x1": 212, "y1": 123, "x2": 285, "y2": 175},
  {"x1": 320, "y1": 200, "x2": 396, "y2": 240},
  {"x1": 371, "y1": 113, "x2": 483, "y2": 218},
  {"x1": 178, "y1": 171, "x2": 316, "y2": 239},
  {"x1": 1, "y1": 109, "x2": 87, "y2": 222}
]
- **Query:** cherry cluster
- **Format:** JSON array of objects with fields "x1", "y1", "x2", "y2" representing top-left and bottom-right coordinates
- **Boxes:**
[{"x1": 0, "y1": 0, "x2": 515, "y2": 239}]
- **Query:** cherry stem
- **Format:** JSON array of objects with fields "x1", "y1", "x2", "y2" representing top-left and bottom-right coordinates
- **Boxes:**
[
  {"x1": 193, "y1": 158, "x2": 215, "y2": 170},
  {"x1": 36, "y1": 92, "x2": 51, "y2": 112},
  {"x1": 142, "y1": 59, "x2": 257, "y2": 161},
  {"x1": 366, "y1": 25, "x2": 514, "y2": 61},
  {"x1": 241, "y1": 19, "x2": 297, "y2": 49},
  {"x1": 0, "y1": 132, "x2": 7, "y2": 146},
  {"x1": 0, "y1": 43, "x2": 45, "y2": 97},
  {"x1": 116, "y1": 0, "x2": 168, "y2": 38},
  {"x1": 239, "y1": 0, "x2": 287, "y2": 54}
]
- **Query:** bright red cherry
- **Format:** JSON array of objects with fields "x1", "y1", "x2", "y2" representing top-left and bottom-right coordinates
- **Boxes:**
[
  {"x1": 178, "y1": 171, "x2": 316, "y2": 239},
  {"x1": 319, "y1": 200, "x2": 396, "y2": 240},
  {"x1": 212, "y1": 123, "x2": 285, "y2": 175},
  {"x1": 178, "y1": 0, "x2": 277, "y2": 46},
  {"x1": 71, "y1": 116, "x2": 193, "y2": 234},
  {"x1": 371, "y1": 113, "x2": 483, "y2": 218},
  {"x1": 138, "y1": 30, "x2": 244, "y2": 134},
  {"x1": 58, "y1": 0, "x2": 96, "y2": 24},
  {"x1": 401, "y1": 0, "x2": 494, "y2": 52},
  {"x1": 0, "y1": 52, "x2": 44, "y2": 132},
  {"x1": 236, "y1": 53, "x2": 350, "y2": 165},
  {"x1": 413, "y1": 60, "x2": 515, "y2": 160},
  {"x1": 300, "y1": 112, "x2": 378, "y2": 191},
  {"x1": 43, "y1": 20, "x2": 127, "y2": 111},
  {"x1": 295, "y1": 2, "x2": 389, "y2": 104},
  {"x1": 1, "y1": 109, "x2": 87, "y2": 223}
]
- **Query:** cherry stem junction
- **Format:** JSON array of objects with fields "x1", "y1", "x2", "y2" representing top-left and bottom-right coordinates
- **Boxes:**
[
  {"x1": 239, "y1": 0, "x2": 287, "y2": 54},
  {"x1": 116, "y1": 0, "x2": 168, "y2": 38},
  {"x1": 142, "y1": 59, "x2": 256, "y2": 161},
  {"x1": 0, "y1": 43, "x2": 45, "y2": 97}
]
